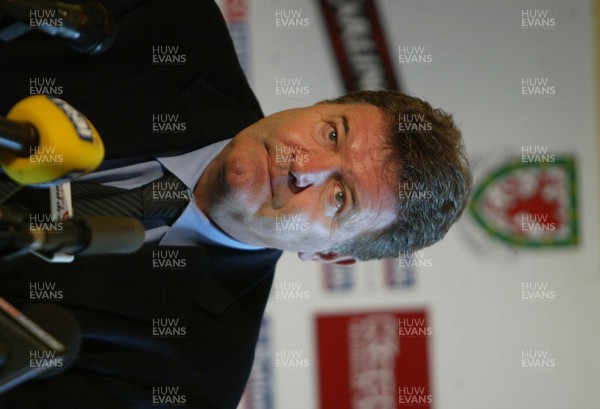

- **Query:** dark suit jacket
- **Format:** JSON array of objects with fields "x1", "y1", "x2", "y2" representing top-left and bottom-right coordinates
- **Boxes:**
[{"x1": 0, "y1": 1, "x2": 282, "y2": 408}]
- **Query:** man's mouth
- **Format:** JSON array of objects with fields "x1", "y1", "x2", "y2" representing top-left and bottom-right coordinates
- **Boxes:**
[{"x1": 266, "y1": 144, "x2": 275, "y2": 198}]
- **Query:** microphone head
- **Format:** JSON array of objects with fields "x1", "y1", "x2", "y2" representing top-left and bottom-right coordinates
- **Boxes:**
[
  {"x1": 70, "y1": 2, "x2": 117, "y2": 55},
  {"x1": 21, "y1": 304, "x2": 82, "y2": 380},
  {"x1": 0, "y1": 301, "x2": 82, "y2": 393},
  {"x1": 0, "y1": 96, "x2": 105, "y2": 186}
]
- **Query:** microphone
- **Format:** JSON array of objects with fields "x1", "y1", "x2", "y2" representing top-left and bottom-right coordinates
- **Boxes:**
[
  {"x1": 0, "y1": 0, "x2": 117, "y2": 54},
  {"x1": 0, "y1": 299, "x2": 81, "y2": 394},
  {"x1": 5, "y1": 213, "x2": 145, "y2": 256},
  {"x1": 0, "y1": 95, "x2": 105, "y2": 186}
]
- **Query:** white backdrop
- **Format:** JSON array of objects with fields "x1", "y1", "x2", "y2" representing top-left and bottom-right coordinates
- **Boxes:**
[{"x1": 216, "y1": 0, "x2": 600, "y2": 408}]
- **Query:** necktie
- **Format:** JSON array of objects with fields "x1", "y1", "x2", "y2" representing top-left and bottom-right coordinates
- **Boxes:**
[
  {"x1": 71, "y1": 172, "x2": 190, "y2": 223},
  {"x1": 1, "y1": 171, "x2": 190, "y2": 226}
]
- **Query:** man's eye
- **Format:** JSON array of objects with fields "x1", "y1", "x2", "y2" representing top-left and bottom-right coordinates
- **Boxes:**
[
  {"x1": 327, "y1": 125, "x2": 338, "y2": 143},
  {"x1": 334, "y1": 184, "x2": 345, "y2": 211}
]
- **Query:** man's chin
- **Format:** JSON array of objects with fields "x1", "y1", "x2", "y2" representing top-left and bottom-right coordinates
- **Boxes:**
[
  {"x1": 225, "y1": 143, "x2": 270, "y2": 191},
  {"x1": 224, "y1": 154, "x2": 255, "y2": 191}
]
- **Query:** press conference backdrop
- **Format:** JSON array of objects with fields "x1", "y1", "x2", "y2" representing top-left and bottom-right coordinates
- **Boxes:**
[{"x1": 215, "y1": 1, "x2": 600, "y2": 409}]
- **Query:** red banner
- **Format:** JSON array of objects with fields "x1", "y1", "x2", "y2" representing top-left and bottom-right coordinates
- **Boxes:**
[
  {"x1": 317, "y1": 0, "x2": 401, "y2": 91},
  {"x1": 317, "y1": 310, "x2": 432, "y2": 409}
]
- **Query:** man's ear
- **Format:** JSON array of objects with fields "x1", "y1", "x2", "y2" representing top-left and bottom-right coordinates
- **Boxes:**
[{"x1": 297, "y1": 252, "x2": 357, "y2": 265}]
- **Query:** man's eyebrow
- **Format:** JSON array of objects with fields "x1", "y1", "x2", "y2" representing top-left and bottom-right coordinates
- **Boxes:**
[
  {"x1": 341, "y1": 115, "x2": 349, "y2": 136},
  {"x1": 338, "y1": 175, "x2": 360, "y2": 228},
  {"x1": 339, "y1": 182, "x2": 361, "y2": 227},
  {"x1": 337, "y1": 114, "x2": 359, "y2": 227}
]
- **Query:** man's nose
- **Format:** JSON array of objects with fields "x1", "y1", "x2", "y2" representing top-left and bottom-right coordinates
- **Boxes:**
[{"x1": 289, "y1": 155, "x2": 340, "y2": 188}]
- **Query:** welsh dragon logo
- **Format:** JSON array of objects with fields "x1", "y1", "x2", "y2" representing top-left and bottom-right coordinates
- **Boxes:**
[{"x1": 469, "y1": 156, "x2": 578, "y2": 247}]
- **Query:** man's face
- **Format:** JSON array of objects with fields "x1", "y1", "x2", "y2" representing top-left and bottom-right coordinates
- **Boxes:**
[{"x1": 195, "y1": 103, "x2": 398, "y2": 258}]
